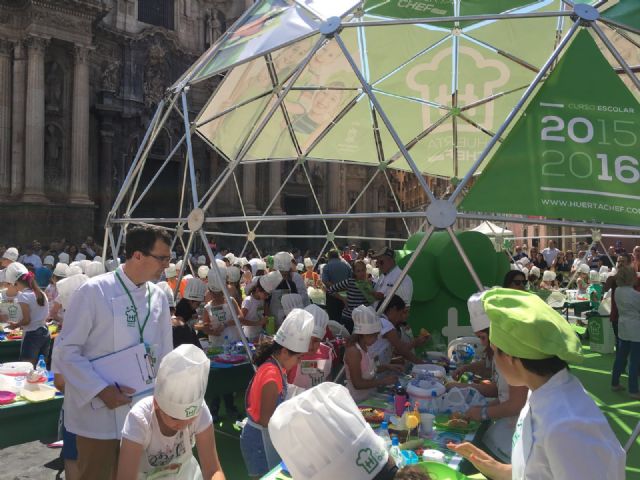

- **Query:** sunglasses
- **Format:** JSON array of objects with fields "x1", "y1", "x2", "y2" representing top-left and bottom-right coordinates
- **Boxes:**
[{"x1": 511, "y1": 279, "x2": 527, "y2": 286}]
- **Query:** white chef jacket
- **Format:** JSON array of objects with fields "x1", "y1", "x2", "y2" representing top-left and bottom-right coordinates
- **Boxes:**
[
  {"x1": 511, "y1": 368, "x2": 625, "y2": 480},
  {"x1": 374, "y1": 265, "x2": 413, "y2": 306},
  {"x1": 56, "y1": 267, "x2": 173, "y2": 440}
]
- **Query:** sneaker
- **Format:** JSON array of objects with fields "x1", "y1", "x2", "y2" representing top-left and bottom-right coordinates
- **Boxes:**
[{"x1": 611, "y1": 384, "x2": 625, "y2": 392}]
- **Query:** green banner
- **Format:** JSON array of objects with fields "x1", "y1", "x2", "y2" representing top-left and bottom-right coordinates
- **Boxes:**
[
  {"x1": 603, "y1": 0, "x2": 640, "y2": 33},
  {"x1": 460, "y1": 29, "x2": 640, "y2": 227}
]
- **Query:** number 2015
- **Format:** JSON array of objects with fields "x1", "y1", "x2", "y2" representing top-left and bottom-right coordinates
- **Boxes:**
[{"x1": 541, "y1": 115, "x2": 637, "y2": 147}]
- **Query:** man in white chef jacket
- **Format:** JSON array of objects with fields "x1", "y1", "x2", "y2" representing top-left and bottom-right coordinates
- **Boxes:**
[
  {"x1": 373, "y1": 247, "x2": 413, "y2": 308},
  {"x1": 56, "y1": 225, "x2": 173, "y2": 480}
]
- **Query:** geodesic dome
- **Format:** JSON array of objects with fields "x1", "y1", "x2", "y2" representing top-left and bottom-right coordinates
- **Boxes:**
[{"x1": 105, "y1": 0, "x2": 639, "y2": 298}]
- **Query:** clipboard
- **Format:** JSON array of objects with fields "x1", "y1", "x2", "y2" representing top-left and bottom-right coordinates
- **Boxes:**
[{"x1": 90, "y1": 343, "x2": 155, "y2": 409}]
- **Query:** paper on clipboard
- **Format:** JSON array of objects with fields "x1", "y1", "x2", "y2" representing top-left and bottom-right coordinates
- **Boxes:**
[{"x1": 90, "y1": 343, "x2": 155, "y2": 409}]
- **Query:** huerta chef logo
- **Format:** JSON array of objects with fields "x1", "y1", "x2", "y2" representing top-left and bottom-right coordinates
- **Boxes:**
[
  {"x1": 356, "y1": 447, "x2": 385, "y2": 474},
  {"x1": 184, "y1": 405, "x2": 198, "y2": 418}
]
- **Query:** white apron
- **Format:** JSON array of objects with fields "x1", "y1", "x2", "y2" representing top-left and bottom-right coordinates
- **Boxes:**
[{"x1": 346, "y1": 343, "x2": 376, "y2": 403}]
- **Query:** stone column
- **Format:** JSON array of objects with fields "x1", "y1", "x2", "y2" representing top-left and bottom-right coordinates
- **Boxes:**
[
  {"x1": 0, "y1": 40, "x2": 11, "y2": 196},
  {"x1": 10, "y1": 41, "x2": 26, "y2": 197},
  {"x1": 242, "y1": 163, "x2": 257, "y2": 213},
  {"x1": 98, "y1": 125, "x2": 114, "y2": 231},
  {"x1": 70, "y1": 45, "x2": 92, "y2": 204},
  {"x1": 328, "y1": 163, "x2": 343, "y2": 212},
  {"x1": 22, "y1": 36, "x2": 48, "y2": 202},
  {"x1": 269, "y1": 162, "x2": 283, "y2": 213}
]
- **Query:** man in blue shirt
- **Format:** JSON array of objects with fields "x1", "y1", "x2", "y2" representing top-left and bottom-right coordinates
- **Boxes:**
[{"x1": 322, "y1": 249, "x2": 352, "y2": 321}]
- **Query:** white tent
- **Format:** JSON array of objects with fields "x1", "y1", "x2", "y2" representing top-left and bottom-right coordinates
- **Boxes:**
[{"x1": 470, "y1": 221, "x2": 513, "y2": 237}]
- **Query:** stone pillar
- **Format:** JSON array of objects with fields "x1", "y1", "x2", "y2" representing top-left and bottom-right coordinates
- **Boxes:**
[
  {"x1": 22, "y1": 36, "x2": 48, "y2": 202},
  {"x1": 242, "y1": 163, "x2": 257, "y2": 213},
  {"x1": 269, "y1": 162, "x2": 283, "y2": 214},
  {"x1": 98, "y1": 125, "x2": 114, "y2": 232},
  {"x1": 10, "y1": 41, "x2": 26, "y2": 197},
  {"x1": 70, "y1": 45, "x2": 92, "y2": 204},
  {"x1": 328, "y1": 163, "x2": 343, "y2": 212},
  {"x1": 0, "y1": 40, "x2": 11, "y2": 196}
]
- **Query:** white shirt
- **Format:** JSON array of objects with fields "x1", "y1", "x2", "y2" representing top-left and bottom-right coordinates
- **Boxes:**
[
  {"x1": 615, "y1": 286, "x2": 640, "y2": 342},
  {"x1": 56, "y1": 267, "x2": 173, "y2": 439},
  {"x1": 511, "y1": 369, "x2": 625, "y2": 480},
  {"x1": 368, "y1": 315, "x2": 395, "y2": 367},
  {"x1": 20, "y1": 254, "x2": 42, "y2": 269},
  {"x1": 541, "y1": 247, "x2": 559, "y2": 267},
  {"x1": 241, "y1": 294, "x2": 264, "y2": 341},
  {"x1": 374, "y1": 265, "x2": 413, "y2": 306},
  {"x1": 121, "y1": 396, "x2": 211, "y2": 480},
  {"x1": 205, "y1": 301, "x2": 241, "y2": 347},
  {"x1": 16, "y1": 289, "x2": 49, "y2": 332}
]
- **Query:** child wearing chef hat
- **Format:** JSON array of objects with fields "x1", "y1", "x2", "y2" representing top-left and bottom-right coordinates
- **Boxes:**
[
  {"x1": 240, "y1": 308, "x2": 314, "y2": 478},
  {"x1": 117, "y1": 344, "x2": 225, "y2": 480}
]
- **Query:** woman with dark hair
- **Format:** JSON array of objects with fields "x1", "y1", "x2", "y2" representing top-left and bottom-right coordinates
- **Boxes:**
[
  {"x1": 502, "y1": 270, "x2": 527, "y2": 291},
  {"x1": 240, "y1": 309, "x2": 315, "y2": 478},
  {"x1": 4, "y1": 262, "x2": 50, "y2": 365},
  {"x1": 532, "y1": 252, "x2": 548, "y2": 270},
  {"x1": 326, "y1": 260, "x2": 374, "y2": 333},
  {"x1": 449, "y1": 288, "x2": 625, "y2": 480}
]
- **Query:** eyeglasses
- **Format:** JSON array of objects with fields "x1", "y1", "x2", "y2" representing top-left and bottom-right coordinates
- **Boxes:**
[
  {"x1": 144, "y1": 252, "x2": 172, "y2": 264},
  {"x1": 511, "y1": 279, "x2": 527, "y2": 286}
]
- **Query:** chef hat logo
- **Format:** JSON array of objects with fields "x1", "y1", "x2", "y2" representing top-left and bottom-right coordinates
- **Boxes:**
[{"x1": 356, "y1": 447, "x2": 383, "y2": 474}]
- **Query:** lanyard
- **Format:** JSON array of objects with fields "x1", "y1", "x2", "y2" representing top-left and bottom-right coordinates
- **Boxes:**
[{"x1": 115, "y1": 271, "x2": 151, "y2": 343}]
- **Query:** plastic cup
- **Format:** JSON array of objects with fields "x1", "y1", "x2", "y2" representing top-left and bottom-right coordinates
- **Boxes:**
[{"x1": 420, "y1": 413, "x2": 435, "y2": 433}]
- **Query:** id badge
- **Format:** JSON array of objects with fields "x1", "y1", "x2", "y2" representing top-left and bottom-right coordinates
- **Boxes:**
[{"x1": 144, "y1": 342, "x2": 159, "y2": 381}]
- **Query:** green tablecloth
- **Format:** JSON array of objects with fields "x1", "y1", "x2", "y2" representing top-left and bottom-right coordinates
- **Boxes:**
[{"x1": 0, "y1": 362, "x2": 255, "y2": 449}]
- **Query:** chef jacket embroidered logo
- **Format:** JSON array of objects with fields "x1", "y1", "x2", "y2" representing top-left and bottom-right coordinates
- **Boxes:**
[
  {"x1": 184, "y1": 405, "x2": 198, "y2": 418},
  {"x1": 356, "y1": 447, "x2": 383, "y2": 474},
  {"x1": 125, "y1": 305, "x2": 137, "y2": 327}
]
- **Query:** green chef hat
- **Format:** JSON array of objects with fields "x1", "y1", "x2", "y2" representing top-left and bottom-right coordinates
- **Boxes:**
[
  {"x1": 484, "y1": 288, "x2": 583, "y2": 364},
  {"x1": 266, "y1": 255, "x2": 274, "y2": 269}
]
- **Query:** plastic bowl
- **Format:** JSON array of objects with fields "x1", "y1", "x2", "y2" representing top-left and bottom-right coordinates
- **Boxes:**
[{"x1": 0, "y1": 390, "x2": 16, "y2": 405}]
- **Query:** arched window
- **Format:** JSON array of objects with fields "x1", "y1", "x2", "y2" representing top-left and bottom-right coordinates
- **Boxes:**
[{"x1": 138, "y1": 0, "x2": 174, "y2": 30}]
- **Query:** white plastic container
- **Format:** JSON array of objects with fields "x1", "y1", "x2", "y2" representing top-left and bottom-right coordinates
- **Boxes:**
[
  {"x1": 422, "y1": 449, "x2": 446, "y2": 463},
  {"x1": 0, "y1": 362, "x2": 34, "y2": 377},
  {"x1": 407, "y1": 380, "x2": 445, "y2": 412},
  {"x1": 412, "y1": 364, "x2": 446, "y2": 378}
]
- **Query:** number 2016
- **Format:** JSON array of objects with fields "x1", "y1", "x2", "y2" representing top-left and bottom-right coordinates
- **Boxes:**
[
  {"x1": 542, "y1": 151, "x2": 639, "y2": 184},
  {"x1": 541, "y1": 116, "x2": 637, "y2": 147}
]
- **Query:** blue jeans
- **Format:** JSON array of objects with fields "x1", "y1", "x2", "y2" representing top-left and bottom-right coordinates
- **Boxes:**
[
  {"x1": 612, "y1": 339, "x2": 640, "y2": 394},
  {"x1": 240, "y1": 418, "x2": 281, "y2": 477},
  {"x1": 20, "y1": 326, "x2": 50, "y2": 363}
]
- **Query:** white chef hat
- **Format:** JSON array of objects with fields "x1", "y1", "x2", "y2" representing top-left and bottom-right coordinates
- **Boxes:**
[
  {"x1": 105, "y1": 258, "x2": 119, "y2": 272},
  {"x1": 599, "y1": 272, "x2": 609, "y2": 283},
  {"x1": 467, "y1": 291, "x2": 491, "y2": 332},
  {"x1": 43, "y1": 255, "x2": 55, "y2": 266},
  {"x1": 85, "y1": 261, "x2": 106, "y2": 278},
  {"x1": 521, "y1": 267, "x2": 529, "y2": 277},
  {"x1": 53, "y1": 263, "x2": 68, "y2": 278},
  {"x1": 281, "y1": 293, "x2": 303, "y2": 316},
  {"x1": 207, "y1": 260, "x2": 227, "y2": 292},
  {"x1": 510, "y1": 263, "x2": 519, "y2": 271},
  {"x1": 589, "y1": 270, "x2": 600, "y2": 283},
  {"x1": 79, "y1": 259, "x2": 92, "y2": 273},
  {"x1": 577, "y1": 264, "x2": 590, "y2": 274},
  {"x1": 256, "y1": 259, "x2": 267, "y2": 272},
  {"x1": 156, "y1": 281, "x2": 175, "y2": 308},
  {"x1": 305, "y1": 303, "x2": 329, "y2": 339},
  {"x1": 366, "y1": 264, "x2": 373, "y2": 275},
  {"x1": 227, "y1": 266, "x2": 241, "y2": 283},
  {"x1": 74, "y1": 252, "x2": 87, "y2": 262},
  {"x1": 56, "y1": 274, "x2": 89, "y2": 310},
  {"x1": 274, "y1": 309, "x2": 315, "y2": 353},
  {"x1": 529, "y1": 266, "x2": 541, "y2": 278},
  {"x1": 599, "y1": 266, "x2": 610, "y2": 274},
  {"x1": 239, "y1": 257, "x2": 249, "y2": 267},
  {"x1": 66, "y1": 265, "x2": 83, "y2": 277},
  {"x1": 2, "y1": 247, "x2": 19, "y2": 262},
  {"x1": 175, "y1": 260, "x2": 184, "y2": 273},
  {"x1": 197, "y1": 265, "x2": 209, "y2": 280},
  {"x1": 165, "y1": 263, "x2": 177, "y2": 279},
  {"x1": 516, "y1": 257, "x2": 530, "y2": 268},
  {"x1": 297, "y1": 263, "x2": 304, "y2": 273},
  {"x1": 4, "y1": 262, "x2": 28, "y2": 284},
  {"x1": 155, "y1": 344, "x2": 209, "y2": 421},
  {"x1": 274, "y1": 251, "x2": 293, "y2": 272},
  {"x1": 224, "y1": 252, "x2": 236, "y2": 264},
  {"x1": 58, "y1": 252, "x2": 70, "y2": 264},
  {"x1": 352, "y1": 305, "x2": 381, "y2": 335},
  {"x1": 304, "y1": 257, "x2": 313, "y2": 268},
  {"x1": 259, "y1": 271, "x2": 283, "y2": 293},
  {"x1": 197, "y1": 255, "x2": 206, "y2": 266},
  {"x1": 542, "y1": 270, "x2": 556, "y2": 282},
  {"x1": 93, "y1": 256, "x2": 102, "y2": 263},
  {"x1": 183, "y1": 277, "x2": 206, "y2": 302},
  {"x1": 268, "y1": 382, "x2": 389, "y2": 480}
]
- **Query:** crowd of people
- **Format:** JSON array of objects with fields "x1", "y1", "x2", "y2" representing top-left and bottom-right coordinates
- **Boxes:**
[{"x1": 0, "y1": 229, "x2": 637, "y2": 479}]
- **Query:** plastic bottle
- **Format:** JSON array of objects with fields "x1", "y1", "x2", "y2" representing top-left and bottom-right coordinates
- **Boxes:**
[
  {"x1": 428, "y1": 390, "x2": 438, "y2": 415},
  {"x1": 388, "y1": 436, "x2": 405, "y2": 468},
  {"x1": 223, "y1": 336, "x2": 230, "y2": 355},
  {"x1": 393, "y1": 384, "x2": 407, "y2": 417},
  {"x1": 378, "y1": 421, "x2": 392, "y2": 450},
  {"x1": 36, "y1": 354, "x2": 48, "y2": 380}
]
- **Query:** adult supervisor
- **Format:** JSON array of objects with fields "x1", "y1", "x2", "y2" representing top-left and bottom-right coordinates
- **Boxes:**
[
  {"x1": 56, "y1": 226, "x2": 174, "y2": 480},
  {"x1": 373, "y1": 247, "x2": 413, "y2": 307},
  {"x1": 449, "y1": 288, "x2": 625, "y2": 480}
]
